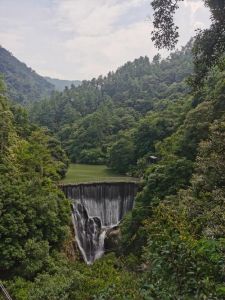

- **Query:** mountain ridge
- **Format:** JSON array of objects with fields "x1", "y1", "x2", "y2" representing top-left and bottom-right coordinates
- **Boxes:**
[
  {"x1": 45, "y1": 76, "x2": 81, "y2": 91},
  {"x1": 0, "y1": 46, "x2": 55, "y2": 104},
  {"x1": 0, "y1": 46, "x2": 81, "y2": 104}
]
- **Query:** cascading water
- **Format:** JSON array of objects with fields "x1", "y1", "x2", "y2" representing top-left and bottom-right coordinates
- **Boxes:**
[{"x1": 62, "y1": 182, "x2": 138, "y2": 264}]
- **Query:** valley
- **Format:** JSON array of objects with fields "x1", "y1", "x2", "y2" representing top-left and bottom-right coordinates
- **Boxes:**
[{"x1": 0, "y1": 1, "x2": 225, "y2": 299}]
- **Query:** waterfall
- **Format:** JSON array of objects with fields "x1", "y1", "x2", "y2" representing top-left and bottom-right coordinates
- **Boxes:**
[{"x1": 61, "y1": 182, "x2": 138, "y2": 264}]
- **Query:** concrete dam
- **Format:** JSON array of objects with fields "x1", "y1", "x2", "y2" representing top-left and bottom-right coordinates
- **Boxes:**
[{"x1": 61, "y1": 182, "x2": 138, "y2": 264}]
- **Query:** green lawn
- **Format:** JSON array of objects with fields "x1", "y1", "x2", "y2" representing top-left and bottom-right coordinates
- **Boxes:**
[{"x1": 61, "y1": 164, "x2": 136, "y2": 184}]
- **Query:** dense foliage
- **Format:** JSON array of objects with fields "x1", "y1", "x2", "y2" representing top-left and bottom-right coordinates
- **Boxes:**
[
  {"x1": 30, "y1": 43, "x2": 193, "y2": 168},
  {"x1": 1, "y1": 1, "x2": 225, "y2": 297},
  {"x1": 120, "y1": 65, "x2": 225, "y2": 298},
  {"x1": 151, "y1": 0, "x2": 225, "y2": 87},
  {"x1": 0, "y1": 80, "x2": 70, "y2": 280}
]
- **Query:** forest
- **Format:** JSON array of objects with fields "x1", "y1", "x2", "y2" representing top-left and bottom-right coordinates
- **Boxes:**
[{"x1": 0, "y1": 0, "x2": 225, "y2": 299}]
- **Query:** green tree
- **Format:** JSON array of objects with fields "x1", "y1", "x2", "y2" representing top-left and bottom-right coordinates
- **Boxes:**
[
  {"x1": 108, "y1": 136, "x2": 135, "y2": 174},
  {"x1": 0, "y1": 78, "x2": 70, "y2": 278},
  {"x1": 151, "y1": 0, "x2": 225, "y2": 87},
  {"x1": 139, "y1": 118, "x2": 225, "y2": 299}
]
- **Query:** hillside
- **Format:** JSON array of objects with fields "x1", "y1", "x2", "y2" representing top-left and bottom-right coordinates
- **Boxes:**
[
  {"x1": 30, "y1": 42, "x2": 193, "y2": 166},
  {"x1": 45, "y1": 77, "x2": 81, "y2": 91},
  {"x1": 0, "y1": 46, "x2": 54, "y2": 104},
  {"x1": 3, "y1": 39, "x2": 225, "y2": 299},
  {"x1": 1, "y1": 0, "x2": 225, "y2": 299}
]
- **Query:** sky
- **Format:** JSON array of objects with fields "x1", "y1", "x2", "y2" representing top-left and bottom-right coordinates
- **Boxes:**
[{"x1": 0, "y1": 0, "x2": 211, "y2": 80}]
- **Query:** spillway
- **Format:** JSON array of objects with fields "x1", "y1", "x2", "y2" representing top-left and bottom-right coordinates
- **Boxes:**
[{"x1": 61, "y1": 182, "x2": 138, "y2": 264}]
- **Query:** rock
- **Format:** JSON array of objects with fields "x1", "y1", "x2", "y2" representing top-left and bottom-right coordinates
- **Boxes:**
[{"x1": 104, "y1": 226, "x2": 121, "y2": 252}]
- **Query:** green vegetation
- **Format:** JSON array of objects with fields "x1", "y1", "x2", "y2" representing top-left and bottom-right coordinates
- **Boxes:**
[
  {"x1": 6, "y1": 254, "x2": 141, "y2": 300},
  {"x1": 61, "y1": 164, "x2": 135, "y2": 184},
  {"x1": 151, "y1": 0, "x2": 225, "y2": 88},
  {"x1": 29, "y1": 42, "x2": 193, "y2": 170},
  {"x1": 0, "y1": 79, "x2": 70, "y2": 279},
  {"x1": 0, "y1": 46, "x2": 54, "y2": 104},
  {"x1": 1, "y1": 1, "x2": 225, "y2": 299}
]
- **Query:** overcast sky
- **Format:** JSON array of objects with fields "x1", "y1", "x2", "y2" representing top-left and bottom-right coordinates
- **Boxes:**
[{"x1": 0, "y1": 0, "x2": 210, "y2": 80}]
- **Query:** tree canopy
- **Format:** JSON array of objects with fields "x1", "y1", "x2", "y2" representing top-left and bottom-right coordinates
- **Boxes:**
[{"x1": 151, "y1": 0, "x2": 225, "y2": 86}]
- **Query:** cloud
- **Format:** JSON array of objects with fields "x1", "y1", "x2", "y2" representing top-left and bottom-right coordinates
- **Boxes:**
[
  {"x1": 0, "y1": 0, "x2": 211, "y2": 80},
  {"x1": 55, "y1": 0, "x2": 147, "y2": 36},
  {"x1": 184, "y1": 0, "x2": 205, "y2": 13},
  {"x1": 63, "y1": 21, "x2": 159, "y2": 79},
  {"x1": 175, "y1": 0, "x2": 210, "y2": 46},
  {"x1": 0, "y1": 30, "x2": 24, "y2": 52}
]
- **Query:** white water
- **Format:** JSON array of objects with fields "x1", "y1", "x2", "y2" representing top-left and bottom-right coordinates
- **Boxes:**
[{"x1": 63, "y1": 182, "x2": 137, "y2": 264}]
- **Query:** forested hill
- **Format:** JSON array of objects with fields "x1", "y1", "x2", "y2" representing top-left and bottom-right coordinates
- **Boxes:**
[
  {"x1": 30, "y1": 42, "x2": 193, "y2": 165},
  {"x1": 0, "y1": 46, "x2": 54, "y2": 104},
  {"x1": 2, "y1": 0, "x2": 225, "y2": 297},
  {"x1": 45, "y1": 77, "x2": 81, "y2": 91}
]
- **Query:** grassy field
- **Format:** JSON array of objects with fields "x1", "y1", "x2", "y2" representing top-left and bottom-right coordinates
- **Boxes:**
[{"x1": 61, "y1": 164, "x2": 136, "y2": 184}]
